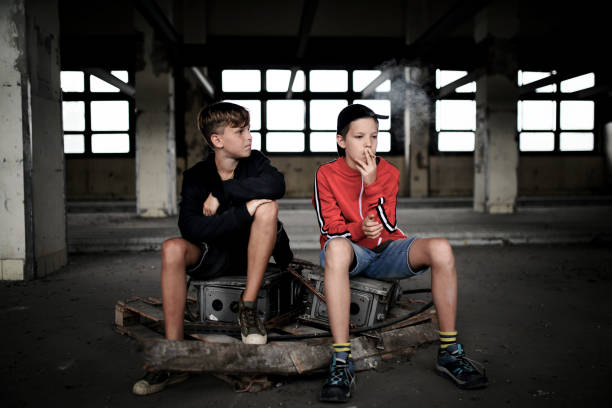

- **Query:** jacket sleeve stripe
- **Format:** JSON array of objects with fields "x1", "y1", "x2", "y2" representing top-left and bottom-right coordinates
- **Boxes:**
[
  {"x1": 314, "y1": 167, "x2": 352, "y2": 240},
  {"x1": 376, "y1": 197, "x2": 397, "y2": 233}
]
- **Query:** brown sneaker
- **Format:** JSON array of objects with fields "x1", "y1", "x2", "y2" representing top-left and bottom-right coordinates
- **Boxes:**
[{"x1": 237, "y1": 299, "x2": 267, "y2": 345}]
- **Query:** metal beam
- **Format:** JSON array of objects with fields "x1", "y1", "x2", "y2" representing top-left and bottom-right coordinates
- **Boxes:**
[
  {"x1": 133, "y1": 0, "x2": 180, "y2": 44},
  {"x1": 519, "y1": 71, "x2": 586, "y2": 96},
  {"x1": 572, "y1": 84, "x2": 612, "y2": 100},
  {"x1": 437, "y1": 67, "x2": 485, "y2": 98},
  {"x1": 83, "y1": 68, "x2": 136, "y2": 97},
  {"x1": 287, "y1": 0, "x2": 318, "y2": 98},
  {"x1": 189, "y1": 67, "x2": 215, "y2": 99}
]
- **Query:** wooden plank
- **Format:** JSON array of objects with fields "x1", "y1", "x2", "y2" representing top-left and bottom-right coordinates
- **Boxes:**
[
  {"x1": 142, "y1": 319, "x2": 438, "y2": 375},
  {"x1": 188, "y1": 333, "x2": 240, "y2": 343},
  {"x1": 124, "y1": 299, "x2": 165, "y2": 322}
]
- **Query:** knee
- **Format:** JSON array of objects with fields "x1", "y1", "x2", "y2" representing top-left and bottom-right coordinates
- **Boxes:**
[
  {"x1": 428, "y1": 238, "x2": 455, "y2": 269},
  {"x1": 253, "y1": 200, "x2": 278, "y2": 223},
  {"x1": 162, "y1": 238, "x2": 188, "y2": 265},
  {"x1": 324, "y1": 238, "x2": 353, "y2": 270}
]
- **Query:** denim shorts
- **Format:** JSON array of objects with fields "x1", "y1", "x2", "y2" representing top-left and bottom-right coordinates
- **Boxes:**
[{"x1": 319, "y1": 236, "x2": 428, "y2": 279}]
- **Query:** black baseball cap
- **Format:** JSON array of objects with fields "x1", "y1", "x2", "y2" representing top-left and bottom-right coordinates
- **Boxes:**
[{"x1": 336, "y1": 104, "x2": 389, "y2": 134}]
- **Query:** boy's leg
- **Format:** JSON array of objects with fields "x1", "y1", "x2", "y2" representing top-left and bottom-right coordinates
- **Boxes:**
[
  {"x1": 408, "y1": 237, "x2": 487, "y2": 389},
  {"x1": 160, "y1": 238, "x2": 203, "y2": 340},
  {"x1": 407, "y1": 238, "x2": 457, "y2": 332},
  {"x1": 242, "y1": 201, "x2": 279, "y2": 302},
  {"x1": 323, "y1": 238, "x2": 354, "y2": 343}
]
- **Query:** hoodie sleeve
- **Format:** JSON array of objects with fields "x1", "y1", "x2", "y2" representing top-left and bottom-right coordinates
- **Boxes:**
[
  {"x1": 313, "y1": 167, "x2": 365, "y2": 242},
  {"x1": 178, "y1": 170, "x2": 253, "y2": 243}
]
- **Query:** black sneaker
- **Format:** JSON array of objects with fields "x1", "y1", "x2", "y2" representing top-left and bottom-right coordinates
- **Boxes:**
[
  {"x1": 237, "y1": 299, "x2": 267, "y2": 344},
  {"x1": 320, "y1": 354, "x2": 355, "y2": 402},
  {"x1": 435, "y1": 343, "x2": 488, "y2": 389},
  {"x1": 132, "y1": 371, "x2": 189, "y2": 395}
]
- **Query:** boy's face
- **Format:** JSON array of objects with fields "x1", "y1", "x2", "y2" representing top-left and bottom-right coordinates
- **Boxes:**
[
  {"x1": 337, "y1": 117, "x2": 379, "y2": 167},
  {"x1": 212, "y1": 124, "x2": 252, "y2": 158}
]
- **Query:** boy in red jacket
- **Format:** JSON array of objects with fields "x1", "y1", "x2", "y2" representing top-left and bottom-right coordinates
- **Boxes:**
[{"x1": 313, "y1": 104, "x2": 487, "y2": 402}]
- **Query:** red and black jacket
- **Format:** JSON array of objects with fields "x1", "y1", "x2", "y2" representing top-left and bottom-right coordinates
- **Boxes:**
[{"x1": 313, "y1": 156, "x2": 405, "y2": 250}]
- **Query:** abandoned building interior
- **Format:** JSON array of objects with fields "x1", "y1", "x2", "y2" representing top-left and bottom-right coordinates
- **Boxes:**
[{"x1": 1, "y1": 0, "x2": 611, "y2": 406}]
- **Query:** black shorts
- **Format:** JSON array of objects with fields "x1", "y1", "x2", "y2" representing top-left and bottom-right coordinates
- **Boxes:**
[{"x1": 186, "y1": 221, "x2": 293, "y2": 280}]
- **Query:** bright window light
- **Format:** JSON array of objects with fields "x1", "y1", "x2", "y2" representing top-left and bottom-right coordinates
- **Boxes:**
[
  {"x1": 518, "y1": 100, "x2": 556, "y2": 131},
  {"x1": 353, "y1": 70, "x2": 390, "y2": 92},
  {"x1": 438, "y1": 132, "x2": 475, "y2": 152},
  {"x1": 90, "y1": 70, "x2": 129, "y2": 92},
  {"x1": 560, "y1": 132, "x2": 594, "y2": 151},
  {"x1": 309, "y1": 70, "x2": 348, "y2": 92},
  {"x1": 266, "y1": 69, "x2": 305, "y2": 92},
  {"x1": 62, "y1": 101, "x2": 85, "y2": 131},
  {"x1": 266, "y1": 132, "x2": 304, "y2": 152},
  {"x1": 518, "y1": 70, "x2": 556, "y2": 93},
  {"x1": 223, "y1": 100, "x2": 261, "y2": 130},
  {"x1": 310, "y1": 132, "x2": 337, "y2": 152},
  {"x1": 222, "y1": 70, "x2": 261, "y2": 92},
  {"x1": 310, "y1": 100, "x2": 348, "y2": 130},
  {"x1": 354, "y1": 99, "x2": 391, "y2": 130},
  {"x1": 91, "y1": 133, "x2": 130, "y2": 153},
  {"x1": 435, "y1": 100, "x2": 476, "y2": 131},
  {"x1": 63, "y1": 134, "x2": 85, "y2": 153},
  {"x1": 266, "y1": 100, "x2": 305, "y2": 130},
  {"x1": 251, "y1": 132, "x2": 261, "y2": 151},
  {"x1": 519, "y1": 132, "x2": 554, "y2": 151},
  {"x1": 560, "y1": 73, "x2": 595, "y2": 93},
  {"x1": 91, "y1": 101, "x2": 130, "y2": 131},
  {"x1": 560, "y1": 101, "x2": 594, "y2": 130},
  {"x1": 377, "y1": 132, "x2": 391, "y2": 152},
  {"x1": 60, "y1": 71, "x2": 84, "y2": 92},
  {"x1": 435, "y1": 70, "x2": 476, "y2": 93}
]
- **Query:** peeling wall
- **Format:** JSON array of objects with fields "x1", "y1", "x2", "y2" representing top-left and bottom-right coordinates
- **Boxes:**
[{"x1": 65, "y1": 158, "x2": 136, "y2": 200}]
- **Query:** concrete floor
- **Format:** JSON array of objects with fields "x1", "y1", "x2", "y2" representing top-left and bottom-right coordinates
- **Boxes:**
[{"x1": 2, "y1": 243, "x2": 611, "y2": 407}]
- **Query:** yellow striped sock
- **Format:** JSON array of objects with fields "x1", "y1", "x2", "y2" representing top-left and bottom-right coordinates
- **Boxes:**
[
  {"x1": 439, "y1": 330, "x2": 457, "y2": 352},
  {"x1": 333, "y1": 342, "x2": 352, "y2": 358}
]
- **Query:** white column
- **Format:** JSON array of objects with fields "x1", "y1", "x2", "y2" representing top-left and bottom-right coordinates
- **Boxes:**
[
  {"x1": 473, "y1": 0, "x2": 519, "y2": 213},
  {"x1": 0, "y1": 0, "x2": 66, "y2": 280},
  {"x1": 135, "y1": 3, "x2": 177, "y2": 218}
]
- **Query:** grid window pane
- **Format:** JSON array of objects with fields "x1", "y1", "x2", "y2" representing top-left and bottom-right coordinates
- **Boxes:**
[
  {"x1": 266, "y1": 100, "x2": 305, "y2": 130},
  {"x1": 310, "y1": 100, "x2": 348, "y2": 130},
  {"x1": 222, "y1": 70, "x2": 261, "y2": 92},
  {"x1": 63, "y1": 134, "x2": 85, "y2": 153},
  {"x1": 62, "y1": 101, "x2": 85, "y2": 131},
  {"x1": 90, "y1": 70, "x2": 128, "y2": 92},
  {"x1": 435, "y1": 100, "x2": 476, "y2": 131},
  {"x1": 377, "y1": 132, "x2": 391, "y2": 152},
  {"x1": 518, "y1": 100, "x2": 556, "y2": 131},
  {"x1": 91, "y1": 101, "x2": 130, "y2": 131},
  {"x1": 251, "y1": 132, "x2": 261, "y2": 151},
  {"x1": 353, "y1": 70, "x2": 390, "y2": 92},
  {"x1": 310, "y1": 132, "x2": 337, "y2": 152},
  {"x1": 266, "y1": 69, "x2": 305, "y2": 92},
  {"x1": 560, "y1": 73, "x2": 595, "y2": 93},
  {"x1": 354, "y1": 99, "x2": 391, "y2": 130},
  {"x1": 60, "y1": 71, "x2": 84, "y2": 92},
  {"x1": 519, "y1": 132, "x2": 554, "y2": 151},
  {"x1": 91, "y1": 133, "x2": 130, "y2": 153},
  {"x1": 435, "y1": 70, "x2": 475, "y2": 93},
  {"x1": 266, "y1": 132, "x2": 304, "y2": 152},
  {"x1": 309, "y1": 70, "x2": 348, "y2": 92},
  {"x1": 560, "y1": 132, "x2": 594, "y2": 151},
  {"x1": 224, "y1": 100, "x2": 261, "y2": 130},
  {"x1": 560, "y1": 101, "x2": 594, "y2": 130},
  {"x1": 438, "y1": 132, "x2": 475, "y2": 152}
]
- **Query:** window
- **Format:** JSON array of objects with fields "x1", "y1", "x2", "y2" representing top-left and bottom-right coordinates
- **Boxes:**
[
  {"x1": 435, "y1": 70, "x2": 476, "y2": 152},
  {"x1": 60, "y1": 70, "x2": 133, "y2": 155},
  {"x1": 518, "y1": 70, "x2": 596, "y2": 152},
  {"x1": 220, "y1": 68, "x2": 393, "y2": 154}
]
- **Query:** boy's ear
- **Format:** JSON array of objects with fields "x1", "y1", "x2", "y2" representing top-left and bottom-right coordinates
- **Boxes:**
[
  {"x1": 336, "y1": 133, "x2": 346, "y2": 149},
  {"x1": 210, "y1": 133, "x2": 224, "y2": 149}
]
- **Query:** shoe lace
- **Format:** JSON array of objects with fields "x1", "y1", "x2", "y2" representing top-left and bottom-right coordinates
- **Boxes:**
[
  {"x1": 453, "y1": 352, "x2": 484, "y2": 375},
  {"x1": 242, "y1": 305, "x2": 258, "y2": 328},
  {"x1": 327, "y1": 361, "x2": 352, "y2": 386}
]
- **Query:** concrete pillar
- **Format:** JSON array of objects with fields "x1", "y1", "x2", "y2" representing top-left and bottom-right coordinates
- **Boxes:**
[
  {"x1": 135, "y1": 2, "x2": 176, "y2": 218},
  {"x1": 473, "y1": 0, "x2": 519, "y2": 213},
  {"x1": 605, "y1": 123, "x2": 612, "y2": 189},
  {"x1": 404, "y1": 66, "x2": 433, "y2": 197},
  {"x1": 0, "y1": 0, "x2": 66, "y2": 280}
]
